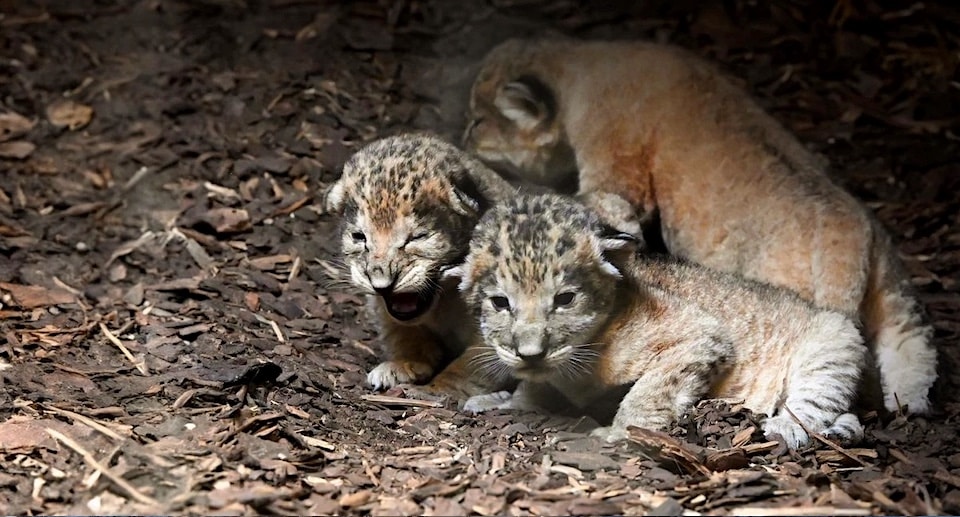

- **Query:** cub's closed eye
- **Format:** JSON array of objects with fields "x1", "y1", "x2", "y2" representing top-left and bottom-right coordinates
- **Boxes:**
[
  {"x1": 350, "y1": 231, "x2": 366, "y2": 242},
  {"x1": 490, "y1": 296, "x2": 511, "y2": 311},
  {"x1": 408, "y1": 232, "x2": 430, "y2": 242},
  {"x1": 554, "y1": 292, "x2": 576, "y2": 307}
]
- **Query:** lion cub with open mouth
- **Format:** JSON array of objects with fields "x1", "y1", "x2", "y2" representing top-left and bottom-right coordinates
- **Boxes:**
[
  {"x1": 451, "y1": 193, "x2": 865, "y2": 448},
  {"x1": 324, "y1": 133, "x2": 515, "y2": 391},
  {"x1": 464, "y1": 37, "x2": 936, "y2": 414}
]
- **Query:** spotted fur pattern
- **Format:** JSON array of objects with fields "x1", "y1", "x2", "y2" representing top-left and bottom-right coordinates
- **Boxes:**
[
  {"x1": 464, "y1": 37, "x2": 937, "y2": 414},
  {"x1": 324, "y1": 133, "x2": 514, "y2": 390},
  {"x1": 455, "y1": 193, "x2": 866, "y2": 449}
]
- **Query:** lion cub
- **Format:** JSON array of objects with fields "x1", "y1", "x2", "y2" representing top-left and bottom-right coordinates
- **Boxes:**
[
  {"x1": 464, "y1": 37, "x2": 937, "y2": 414},
  {"x1": 450, "y1": 194, "x2": 865, "y2": 448},
  {"x1": 323, "y1": 133, "x2": 515, "y2": 390}
]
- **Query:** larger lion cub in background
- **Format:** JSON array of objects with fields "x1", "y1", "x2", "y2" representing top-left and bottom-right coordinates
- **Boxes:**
[{"x1": 464, "y1": 37, "x2": 937, "y2": 414}]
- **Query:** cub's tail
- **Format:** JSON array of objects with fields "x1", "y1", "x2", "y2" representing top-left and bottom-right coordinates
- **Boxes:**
[{"x1": 860, "y1": 220, "x2": 937, "y2": 414}]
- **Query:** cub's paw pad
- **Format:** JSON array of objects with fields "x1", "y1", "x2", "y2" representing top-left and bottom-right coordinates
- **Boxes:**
[
  {"x1": 367, "y1": 360, "x2": 434, "y2": 390},
  {"x1": 762, "y1": 414, "x2": 808, "y2": 449},
  {"x1": 589, "y1": 426, "x2": 628, "y2": 443},
  {"x1": 463, "y1": 391, "x2": 513, "y2": 413}
]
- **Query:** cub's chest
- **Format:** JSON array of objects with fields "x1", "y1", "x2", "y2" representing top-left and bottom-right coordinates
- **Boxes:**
[{"x1": 423, "y1": 284, "x2": 476, "y2": 354}]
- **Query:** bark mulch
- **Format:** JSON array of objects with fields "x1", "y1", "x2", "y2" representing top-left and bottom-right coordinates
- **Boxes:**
[{"x1": 1, "y1": 0, "x2": 958, "y2": 514}]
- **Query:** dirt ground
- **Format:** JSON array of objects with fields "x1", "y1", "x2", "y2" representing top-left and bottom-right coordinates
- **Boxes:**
[{"x1": 1, "y1": 0, "x2": 959, "y2": 515}]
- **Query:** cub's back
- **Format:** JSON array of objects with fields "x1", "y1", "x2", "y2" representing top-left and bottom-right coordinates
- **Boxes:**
[{"x1": 630, "y1": 255, "x2": 819, "y2": 314}]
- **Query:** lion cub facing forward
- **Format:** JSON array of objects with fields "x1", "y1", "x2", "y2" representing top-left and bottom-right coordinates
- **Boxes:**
[
  {"x1": 451, "y1": 194, "x2": 865, "y2": 448},
  {"x1": 324, "y1": 133, "x2": 514, "y2": 390},
  {"x1": 465, "y1": 37, "x2": 936, "y2": 414}
]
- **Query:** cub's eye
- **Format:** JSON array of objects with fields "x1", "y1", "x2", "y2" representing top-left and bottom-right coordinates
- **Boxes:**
[
  {"x1": 489, "y1": 296, "x2": 511, "y2": 312},
  {"x1": 350, "y1": 231, "x2": 366, "y2": 243},
  {"x1": 407, "y1": 232, "x2": 430, "y2": 243},
  {"x1": 554, "y1": 292, "x2": 576, "y2": 308}
]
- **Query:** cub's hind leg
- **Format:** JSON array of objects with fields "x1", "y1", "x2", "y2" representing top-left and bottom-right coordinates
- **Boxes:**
[
  {"x1": 806, "y1": 201, "x2": 872, "y2": 318},
  {"x1": 763, "y1": 312, "x2": 864, "y2": 448}
]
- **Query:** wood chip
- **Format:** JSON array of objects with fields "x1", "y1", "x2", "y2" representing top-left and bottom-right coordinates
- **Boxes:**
[
  {"x1": 728, "y1": 506, "x2": 872, "y2": 516},
  {"x1": 0, "y1": 282, "x2": 76, "y2": 308},
  {"x1": 360, "y1": 394, "x2": 444, "y2": 408},
  {"x1": 46, "y1": 100, "x2": 93, "y2": 130}
]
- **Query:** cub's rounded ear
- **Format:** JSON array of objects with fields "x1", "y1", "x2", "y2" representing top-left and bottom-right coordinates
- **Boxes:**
[
  {"x1": 450, "y1": 187, "x2": 481, "y2": 217},
  {"x1": 440, "y1": 264, "x2": 473, "y2": 292},
  {"x1": 579, "y1": 191, "x2": 644, "y2": 243},
  {"x1": 596, "y1": 225, "x2": 641, "y2": 279},
  {"x1": 322, "y1": 179, "x2": 346, "y2": 215},
  {"x1": 448, "y1": 170, "x2": 490, "y2": 217},
  {"x1": 598, "y1": 225, "x2": 642, "y2": 251},
  {"x1": 494, "y1": 75, "x2": 555, "y2": 131},
  {"x1": 441, "y1": 265, "x2": 464, "y2": 280}
]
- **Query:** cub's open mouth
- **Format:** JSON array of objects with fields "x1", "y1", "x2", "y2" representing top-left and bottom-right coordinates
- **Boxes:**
[{"x1": 382, "y1": 287, "x2": 437, "y2": 322}]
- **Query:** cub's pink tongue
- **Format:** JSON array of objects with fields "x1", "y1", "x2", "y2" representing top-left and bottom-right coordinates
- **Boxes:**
[{"x1": 389, "y1": 293, "x2": 420, "y2": 314}]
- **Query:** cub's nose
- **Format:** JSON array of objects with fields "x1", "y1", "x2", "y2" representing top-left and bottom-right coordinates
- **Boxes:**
[
  {"x1": 367, "y1": 267, "x2": 395, "y2": 295},
  {"x1": 516, "y1": 344, "x2": 546, "y2": 363}
]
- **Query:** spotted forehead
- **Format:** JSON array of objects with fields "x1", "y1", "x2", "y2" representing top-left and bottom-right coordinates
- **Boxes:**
[
  {"x1": 341, "y1": 135, "x2": 462, "y2": 227},
  {"x1": 472, "y1": 195, "x2": 597, "y2": 283}
]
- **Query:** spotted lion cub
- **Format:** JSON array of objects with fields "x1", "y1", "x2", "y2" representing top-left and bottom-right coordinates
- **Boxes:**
[
  {"x1": 323, "y1": 133, "x2": 514, "y2": 390},
  {"x1": 451, "y1": 194, "x2": 865, "y2": 448},
  {"x1": 464, "y1": 37, "x2": 937, "y2": 414}
]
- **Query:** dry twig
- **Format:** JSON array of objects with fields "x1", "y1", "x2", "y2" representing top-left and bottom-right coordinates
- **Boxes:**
[
  {"x1": 45, "y1": 427, "x2": 159, "y2": 507},
  {"x1": 99, "y1": 322, "x2": 148, "y2": 375}
]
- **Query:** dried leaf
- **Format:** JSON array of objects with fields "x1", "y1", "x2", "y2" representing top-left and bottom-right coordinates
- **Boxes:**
[
  {"x1": 0, "y1": 111, "x2": 35, "y2": 142},
  {"x1": 46, "y1": 100, "x2": 94, "y2": 130},
  {"x1": 201, "y1": 208, "x2": 251, "y2": 234},
  {"x1": 0, "y1": 140, "x2": 36, "y2": 159},
  {"x1": 0, "y1": 282, "x2": 76, "y2": 308}
]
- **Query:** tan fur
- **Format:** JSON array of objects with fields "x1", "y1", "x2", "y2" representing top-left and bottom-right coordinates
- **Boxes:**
[
  {"x1": 456, "y1": 194, "x2": 866, "y2": 448},
  {"x1": 464, "y1": 37, "x2": 937, "y2": 413},
  {"x1": 324, "y1": 133, "x2": 515, "y2": 391}
]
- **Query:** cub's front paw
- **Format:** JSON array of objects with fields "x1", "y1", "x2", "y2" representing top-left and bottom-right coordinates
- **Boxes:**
[
  {"x1": 367, "y1": 360, "x2": 434, "y2": 390},
  {"x1": 762, "y1": 414, "x2": 809, "y2": 449},
  {"x1": 394, "y1": 383, "x2": 451, "y2": 404},
  {"x1": 463, "y1": 391, "x2": 514, "y2": 413},
  {"x1": 589, "y1": 425, "x2": 629, "y2": 443},
  {"x1": 821, "y1": 412, "x2": 864, "y2": 446}
]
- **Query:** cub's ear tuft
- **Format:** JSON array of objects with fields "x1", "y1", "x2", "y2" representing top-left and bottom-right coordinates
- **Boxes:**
[
  {"x1": 323, "y1": 179, "x2": 347, "y2": 215},
  {"x1": 494, "y1": 75, "x2": 556, "y2": 131}
]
